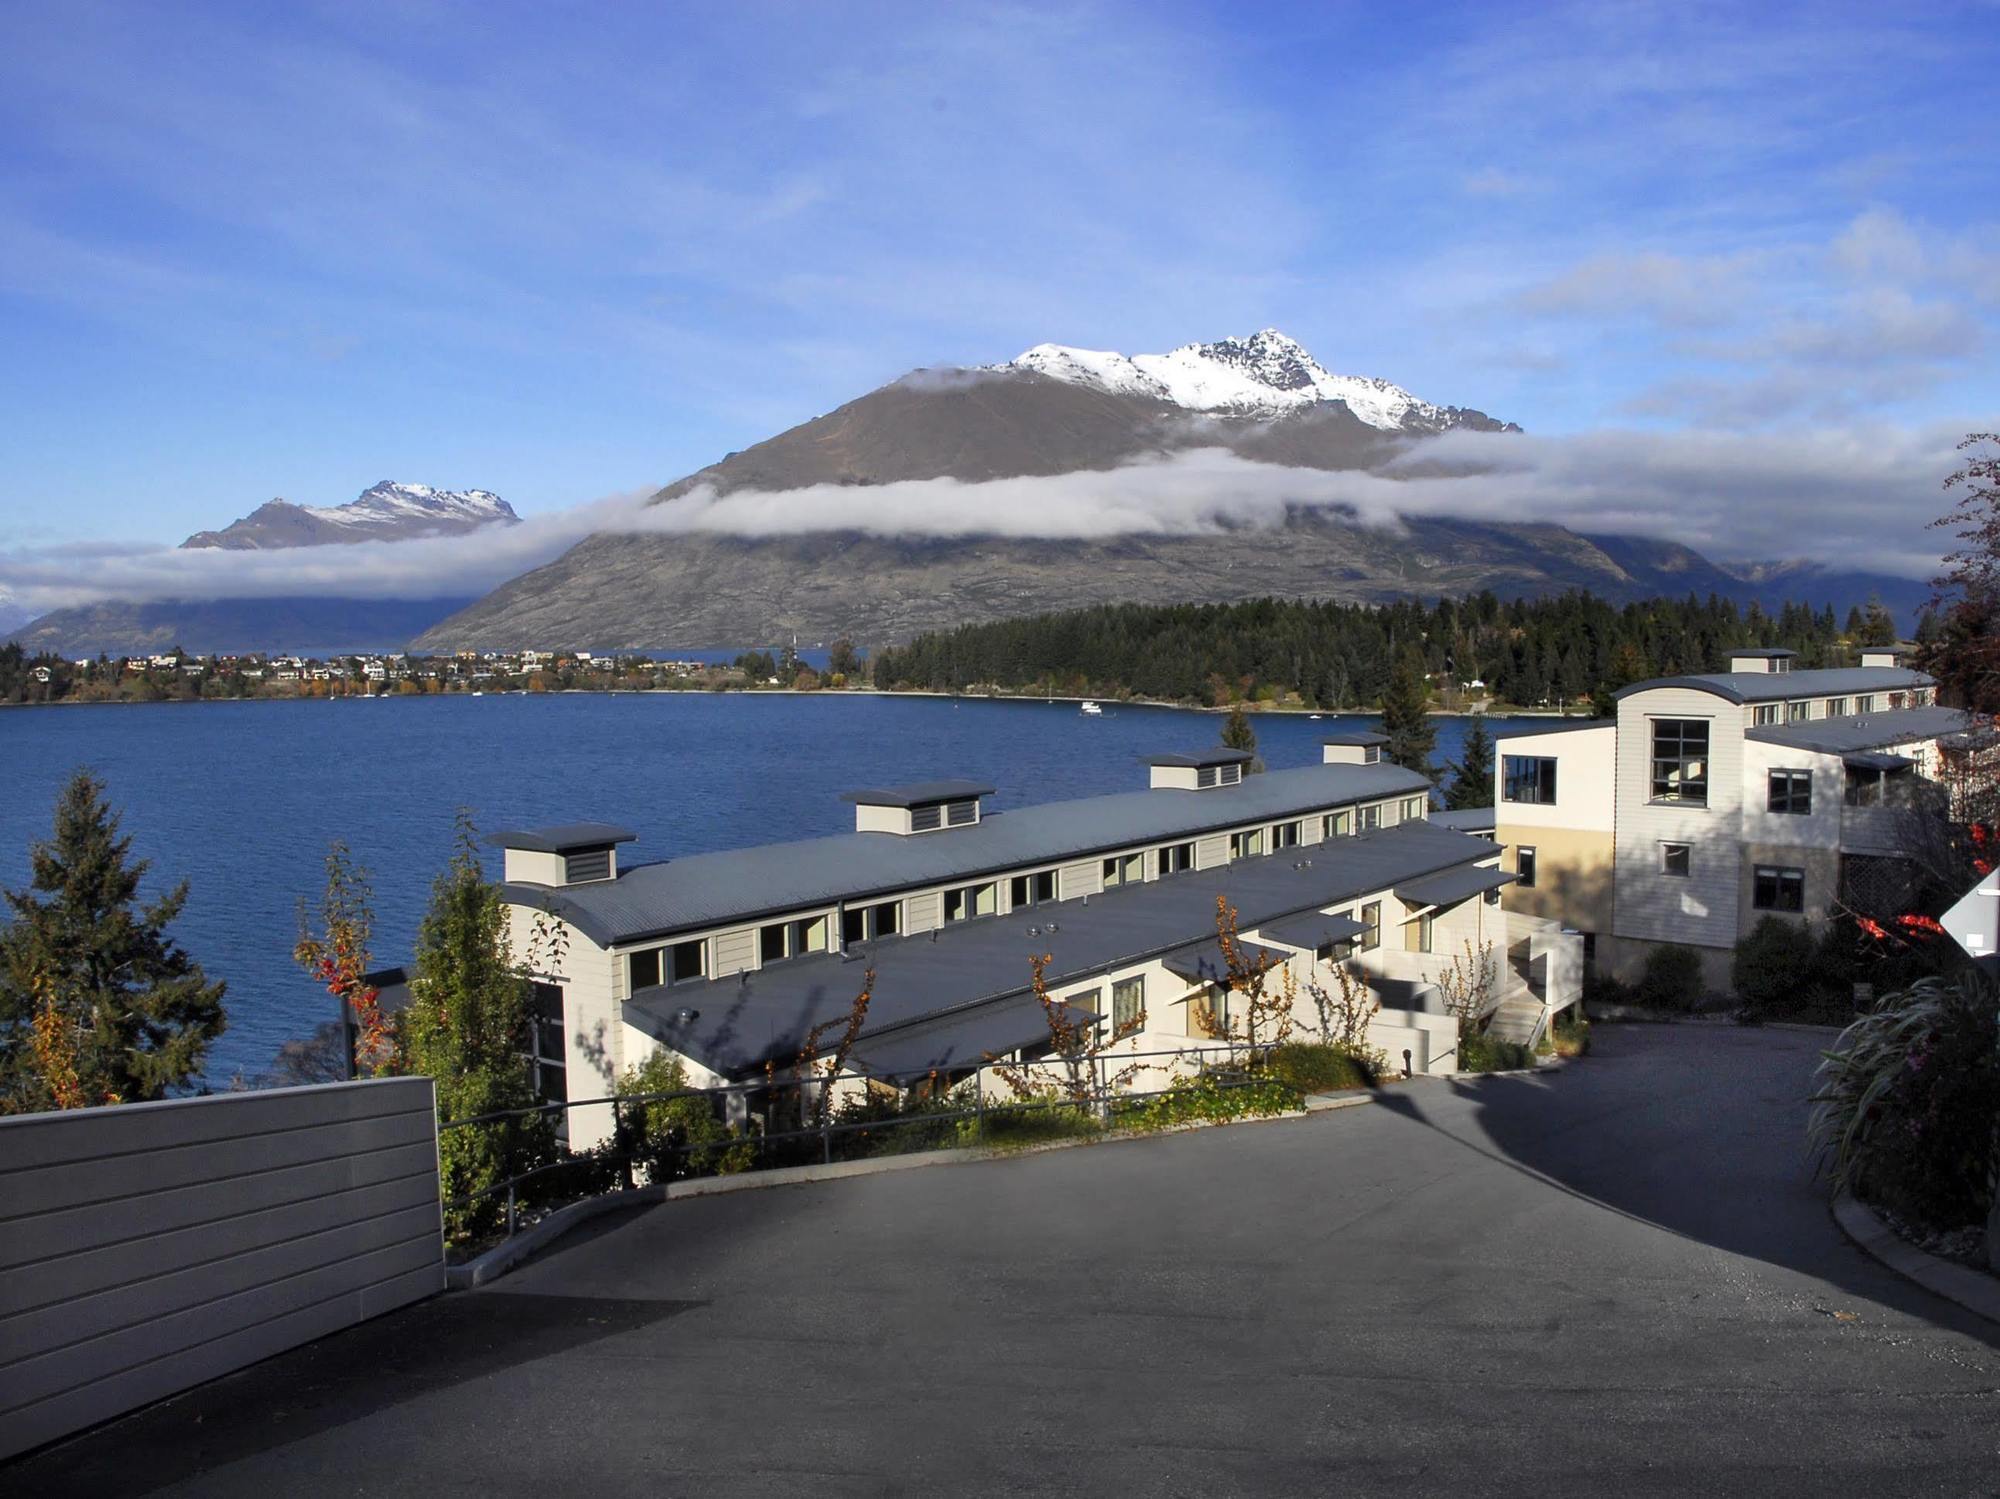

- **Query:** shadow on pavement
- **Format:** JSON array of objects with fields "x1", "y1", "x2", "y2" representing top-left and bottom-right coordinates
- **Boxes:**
[
  {"x1": 7, "y1": 1292, "x2": 702, "y2": 1498},
  {"x1": 1370, "y1": 1022, "x2": 2000, "y2": 1350}
]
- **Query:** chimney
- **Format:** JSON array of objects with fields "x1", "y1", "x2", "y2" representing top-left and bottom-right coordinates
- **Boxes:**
[
  {"x1": 1141, "y1": 748, "x2": 1251, "y2": 790},
  {"x1": 486, "y1": 823, "x2": 636, "y2": 886},
  {"x1": 1321, "y1": 732, "x2": 1387, "y2": 766},
  {"x1": 842, "y1": 779, "x2": 995, "y2": 834}
]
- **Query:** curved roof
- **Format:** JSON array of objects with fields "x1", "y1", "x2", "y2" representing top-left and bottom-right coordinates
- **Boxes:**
[
  {"x1": 1613, "y1": 665, "x2": 1931, "y2": 706},
  {"x1": 486, "y1": 822, "x2": 637, "y2": 853}
]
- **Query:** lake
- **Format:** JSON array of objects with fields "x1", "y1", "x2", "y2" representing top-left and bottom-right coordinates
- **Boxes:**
[{"x1": 0, "y1": 693, "x2": 1553, "y2": 1081}]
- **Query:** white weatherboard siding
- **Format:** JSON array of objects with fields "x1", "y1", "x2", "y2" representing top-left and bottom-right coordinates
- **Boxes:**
[
  {"x1": 1495, "y1": 725, "x2": 1616, "y2": 833},
  {"x1": 1740, "y1": 740, "x2": 1842, "y2": 861},
  {"x1": 0, "y1": 1079, "x2": 443, "y2": 1459},
  {"x1": 511, "y1": 907, "x2": 620, "y2": 1145},
  {"x1": 1614, "y1": 687, "x2": 1745, "y2": 951},
  {"x1": 1061, "y1": 859, "x2": 1104, "y2": 898},
  {"x1": 1195, "y1": 834, "x2": 1229, "y2": 869}
]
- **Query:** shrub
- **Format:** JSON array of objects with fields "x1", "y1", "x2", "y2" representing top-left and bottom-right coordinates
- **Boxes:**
[
  {"x1": 1117, "y1": 1072, "x2": 1299, "y2": 1130},
  {"x1": 1636, "y1": 944, "x2": 1705, "y2": 1012},
  {"x1": 615, "y1": 1049, "x2": 733, "y2": 1183},
  {"x1": 1552, "y1": 1009, "x2": 1591, "y2": 1058},
  {"x1": 1810, "y1": 970, "x2": 2000, "y2": 1231},
  {"x1": 959, "y1": 1099, "x2": 1102, "y2": 1149},
  {"x1": 1459, "y1": 1033, "x2": 1536, "y2": 1073},
  {"x1": 1732, "y1": 917, "x2": 1818, "y2": 1013},
  {"x1": 1264, "y1": 1042, "x2": 1378, "y2": 1094},
  {"x1": 1582, "y1": 968, "x2": 1633, "y2": 1008}
]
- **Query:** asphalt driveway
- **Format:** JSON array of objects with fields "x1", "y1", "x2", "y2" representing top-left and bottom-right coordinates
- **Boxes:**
[{"x1": 15, "y1": 1024, "x2": 2000, "y2": 1497}]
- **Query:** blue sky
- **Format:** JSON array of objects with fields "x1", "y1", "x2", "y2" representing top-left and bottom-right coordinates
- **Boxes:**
[{"x1": 1, "y1": 0, "x2": 1996, "y2": 569}]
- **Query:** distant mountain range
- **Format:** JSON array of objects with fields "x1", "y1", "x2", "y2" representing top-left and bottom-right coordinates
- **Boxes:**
[
  {"x1": 181, "y1": 481, "x2": 517, "y2": 549},
  {"x1": 10, "y1": 482, "x2": 516, "y2": 657},
  {"x1": 414, "y1": 330, "x2": 1922, "y2": 650}
]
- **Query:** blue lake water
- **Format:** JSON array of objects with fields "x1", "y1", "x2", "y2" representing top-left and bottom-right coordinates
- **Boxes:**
[{"x1": 0, "y1": 693, "x2": 1551, "y2": 1081}]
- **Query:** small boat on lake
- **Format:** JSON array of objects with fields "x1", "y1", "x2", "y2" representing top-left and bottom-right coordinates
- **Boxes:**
[{"x1": 1079, "y1": 700, "x2": 1103, "y2": 716}]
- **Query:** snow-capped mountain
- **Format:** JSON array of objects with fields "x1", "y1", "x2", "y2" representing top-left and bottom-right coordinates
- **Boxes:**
[
  {"x1": 182, "y1": 482, "x2": 520, "y2": 550},
  {"x1": 993, "y1": 329, "x2": 1516, "y2": 434}
]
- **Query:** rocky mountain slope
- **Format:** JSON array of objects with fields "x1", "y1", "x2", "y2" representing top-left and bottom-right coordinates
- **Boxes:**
[
  {"x1": 416, "y1": 330, "x2": 1912, "y2": 650},
  {"x1": 183, "y1": 481, "x2": 517, "y2": 548}
]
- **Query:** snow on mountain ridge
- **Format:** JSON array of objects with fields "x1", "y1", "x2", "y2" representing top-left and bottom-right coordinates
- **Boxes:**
[
  {"x1": 993, "y1": 328, "x2": 1459, "y2": 432},
  {"x1": 301, "y1": 481, "x2": 515, "y2": 527}
]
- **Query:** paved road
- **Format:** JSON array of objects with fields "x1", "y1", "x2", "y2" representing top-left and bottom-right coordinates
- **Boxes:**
[{"x1": 16, "y1": 1025, "x2": 2000, "y2": 1496}]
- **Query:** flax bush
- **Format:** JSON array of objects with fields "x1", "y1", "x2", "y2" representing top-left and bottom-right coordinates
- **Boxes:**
[{"x1": 1809, "y1": 970, "x2": 2000, "y2": 1231}]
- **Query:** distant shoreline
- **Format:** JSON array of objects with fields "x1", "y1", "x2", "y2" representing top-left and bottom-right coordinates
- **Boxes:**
[{"x1": 1, "y1": 686, "x2": 1594, "y2": 720}]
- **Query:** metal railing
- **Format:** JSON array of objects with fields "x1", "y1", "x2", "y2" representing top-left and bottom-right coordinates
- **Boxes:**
[{"x1": 437, "y1": 1041, "x2": 1289, "y2": 1242}]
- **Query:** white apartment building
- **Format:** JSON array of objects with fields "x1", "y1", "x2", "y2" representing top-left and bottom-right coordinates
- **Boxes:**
[
  {"x1": 492, "y1": 742, "x2": 1583, "y2": 1147},
  {"x1": 1493, "y1": 645, "x2": 1977, "y2": 989}
]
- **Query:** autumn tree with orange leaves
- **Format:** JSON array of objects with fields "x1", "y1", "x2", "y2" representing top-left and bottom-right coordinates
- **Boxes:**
[{"x1": 294, "y1": 842, "x2": 390, "y2": 1077}]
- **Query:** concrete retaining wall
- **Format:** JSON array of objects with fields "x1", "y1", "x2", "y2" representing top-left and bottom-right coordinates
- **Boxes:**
[{"x1": 0, "y1": 1077, "x2": 443, "y2": 1459}]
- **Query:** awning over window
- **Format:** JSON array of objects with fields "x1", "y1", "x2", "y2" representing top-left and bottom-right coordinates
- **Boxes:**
[
  {"x1": 1842, "y1": 751, "x2": 1915, "y2": 773},
  {"x1": 849, "y1": 995, "x2": 1100, "y2": 1084},
  {"x1": 1162, "y1": 939, "x2": 1290, "y2": 986},
  {"x1": 1255, "y1": 913, "x2": 1369, "y2": 951},
  {"x1": 1392, "y1": 864, "x2": 1516, "y2": 912}
]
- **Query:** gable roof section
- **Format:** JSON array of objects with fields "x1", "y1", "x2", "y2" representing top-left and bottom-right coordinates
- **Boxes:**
[
  {"x1": 508, "y1": 760, "x2": 1432, "y2": 946},
  {"x1": 623, "y1": 818, "x2": 1499, "y2": 1078},
  {"x1": 1615, "y1": 665, "x2": 1931, "y2": 706}
]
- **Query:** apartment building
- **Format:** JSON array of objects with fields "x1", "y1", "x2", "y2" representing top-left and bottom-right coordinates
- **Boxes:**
[
  {"x1": 1492, "y1": 645, "x2": 1975, "y2": 989},
  {"x1": 495, "y1": 742, "x2": 1582, "y2": 1146}
]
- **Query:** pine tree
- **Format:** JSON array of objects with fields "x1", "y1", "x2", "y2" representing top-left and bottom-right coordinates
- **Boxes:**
[
  {"x1": 1380, "y1": 654, "x2": 1437, "y2": 779},
  {"x1": 1220, "y1": 703, "x2": 1257, "y2": 755},
  {"x1": 0, "y1": 770, "x2": 226, "y2": 1112},
  {"x1": 1446, "y1": 717, "x2": 1494, "y2": 810},
  {"x1": 399, "y1": 814, "x2": 546, "y2": 1235}
]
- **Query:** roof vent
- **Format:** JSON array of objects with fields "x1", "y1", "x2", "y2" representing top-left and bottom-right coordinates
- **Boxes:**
[
  {"x1": 843, "y1": 779, "x2": 994, "y2": 835},
  {"x1": 1321, "y1": 732, "x2": 1387, "y2": 766},
  {"x1": 1142, "y1": 748, "x2": 1252, "y2": 790},
  {"x1": 1859, "y1": 645, "x2": 1913, "y2": 669},
  {"x1": 487, "y1": 823, "x2": 637, "y2": 887},
  {"x1": 1727, "y1": 648, "x2": 1795, "y2": 674}
]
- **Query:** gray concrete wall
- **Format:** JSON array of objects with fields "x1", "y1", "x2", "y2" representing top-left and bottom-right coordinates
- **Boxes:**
[{"x1": 0, "y1": 1077, "x2": 443, "y2": 1460}]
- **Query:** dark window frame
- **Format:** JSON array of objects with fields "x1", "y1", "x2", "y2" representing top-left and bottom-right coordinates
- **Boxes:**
[
  {"x1": 1650, "y1": 718, "x2": 1710, "y2": 806},
  {"x1": 1768, "y1": 769, "x2": 1812, "y2": 816},
  {"x1": 1753, "y1": 865, "x2": 1806, "y2": 913},
  {"x1": 1517, "y1": 846, "x2": 1538, "y2": 888},
  {"x1": 1661, "y1": 842, "x2": 1690, "y2": 877},
  {"x1": 1501, "y1": 755, "x2": 1559, "y2": 805}
]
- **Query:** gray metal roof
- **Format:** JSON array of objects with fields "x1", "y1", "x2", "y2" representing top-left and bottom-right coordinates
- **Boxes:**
[
  {"x1": 1615, "y1": 665, "x2": 1932, "y2": 706},
  {"x1": 1490, "y1": 718, "x2": 1611, "y2": 740},
  {"x1": 1257, "y1": 912, "x2": 1368, "y2": 950},
  {"x1": 487, "y1": 822, "x2": 637, "y2": 853},
  {"x1": 622, "y1": 817, "x2": 1500, "y2": 1078},
  {"x1": 1394, "y1": 864, "x2": 1515, "y2": 910},
  {"x1": 1321, "y1": 731, "x2": 1389, "y2": 746},
  {"x1": 849, "y1": 997, "x2": 1100, "y2": 1083},
  {"x1": 511, "y1": 759, "x2": 1432, "y2": 947},
  {"x1": 1843, "y1": 751, "x2": 1915, "y2": 773},
  {"x1": 1727, "y1": 648, "x2": 1797, "y2": 659},
  {"x1": 1142, "y1": 748, "x2": 1255, "y2": 768},
  {"x1": 1743, "y1": 704, "x2": 1969, "y2": 756},
  {"x1": 1162, "y1": 939, "x2": 1290, "y2": 986},
  {"x1": 1427, "y1": 807, "x2": 1499, "y2": 834},
  {"x1": 841, "y1": 779, "x2": 994, "y2": 808}
]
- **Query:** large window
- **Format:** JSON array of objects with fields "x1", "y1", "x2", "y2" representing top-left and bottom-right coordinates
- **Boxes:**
[
  {"x1": 1753, "y1": 704, "x2": 1780, "y2": 726},
  {"x1": 1156, "y1": 841, "x2": 1195, "y2": 876},
  {"x1": 1400, "y1": 796, "x2": 1427, "y2": 821},
  {"x1": 1502, "y1": 755, "x2": 1558, "y2": 804},
  {"x1": 759, "y1": 915, "x2": 829, "y2": 963},
  {"x1": 1228, "y1": 829, "x2": 1265, "y2": 860},
  {"x1": 669, "y1": 938, "x2": 705, "y2": 984},
  {"x1": 1357, "y1": 804, "x2": 1382, "y2": 832},
  {"x1": 629, "y1": 941, "x2": 708, "y2": 993},
  {"x1": 1111, "y1": 975, "x2": 1145, "y2": 1033},
  {"x1": 1009, "y1": 871, "x2": 1058, "y2": 908},
  {"x1": 1100, "y1": 852, "x2": 1144, "y2": 888},
  {"x1": 629, "y1": 948, "x2": 662, "y2": 991},
  {"x1": 1358, "y1": 901, "x2": 1381, "y2": 951},
  {"x1": 1768, "y1": 769, "x2": 1812, "y2": 816},
  {"x1": 1786, "y1": 700, "x2": 1810, "y2": 723},
  {"x1": 1826, "y1": 697, "x2": 1848, "y2": 717},
  {"x1": 1855, "y1": 694, "x2": 1875, "y2": 713},
  {"x1": 1272, "y1": 820, "x2": 1301, "y2": 850},
  {"x1": 1753, "y1": 865, "x2": 1805, "y2": 913},
  {"x1": 841, "y1": 899, "x2": 901, "y2": 945},
  {"x1": 1413, "y1": 911, "x2": 1435, "y2": 953},
  {"x1": 529, "y1": 982, "x2": 568, "y2": 1140},
  {"x1": 1650, "y1": 718, "x2": 1710, "y2": 805},
  {"x1": 944, "y1": 882, "x2": 997, "y2": 922},
  {"x1": 1517, "y1": 846, "x2": 1538, "y2": 888}
]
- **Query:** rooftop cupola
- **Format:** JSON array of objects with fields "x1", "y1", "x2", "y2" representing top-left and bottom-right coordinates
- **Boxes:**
[
  {"x1": 488, "y1": 823, "x2": 636, "y2": 886},
  {"x1": 1321, "y1": 731, "x2": 1388, "y2": 766},
  {"x1": 1142, "y1": 747, "x2": 1251, "y2": 790},
  {"x1": 842, "y1": 779, "x2": 994, "y2": 834},
  {"x1": 1859, "y1": 644, "x2": 1915, "y2": 669},
  {"x1": 1727, "y1": 647, "x2": 1795, "y2": 674}
]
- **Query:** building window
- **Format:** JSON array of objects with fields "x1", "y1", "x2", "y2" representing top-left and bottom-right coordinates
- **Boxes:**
[
  {"x1": 1010, "y1": 870, "x2": 1058, "y2": 908},
  {"x1": 1229, "y1": 829, "x2": 1266, "y2": 860},
  {"x1": 1101, "y1": 852, "x2": 1143, "y2": 888},
  {"x1": 1111, "y1": 975, "x2": 1145, "y2": 1033},
  {"x1": 1357, "y1": 804, "x2": 1382, "y2": 832},
  {"x1": 1753, "y1": 865, "x2": 1805, "y2": 913},
  {"x1": 1650, "y1": 718, "x2": 1710, "y2": 805},
  {"x1": 1323, "y1": 809, "x2": 1352, "y2": 839},
  {"x1": 841, "y1": 899, "x2": 901, "y2": 945},
  {"x1": 1517, "y1": 846, "x2": 1538, "y2": 888},
  {"x1": 529, "y1": 982, "x2": 568, "y2": 1138},
  {"x1": 1359, "y1": 902, "x2": 1381, "y2": 951},
  {"x1": 1786, "y1": 700, "x2": 1810, "y2": 723},
  {"x1": 1272, "y1": 820, "x2": 1301, "y2": 850},
  {"x1": 629, "y1": 948, "x2": 662, "y2": 991},
  {"x1": 1768, "y1": 769, "x2": 1812, "y2": 815},
  {"x1": 944, "y1": 882, "x2": 997, "y2": 922},
  {"x1": 1661, "y1": 843, "x2": 1690, "y2": 877},
  {"x1": 1157, "y1": 841, "x2": 1195, "y2": 875},
  {"x1": 1753, "y1": 704, "x2": 1780, "y2": 726},
  {"x1": 1502, "y1": 755, "x2": 1558, "y2": 804},
  {"x1": 669, "y1": 938, "x2": 704, "y2": 984},
  {"x1": 1400, "y1": 796, "x2": 1427, "y2": 821},
  {"x1": 1855, "y1": 694, "x2": 1875, "y2": 713},
  {"x1": 759, "y1": 915, "x2": 828, "y2": 962},
  {"x1": 1888, "y1": 692, "x2": 1906, "y2": 710},
  {"x1": 1827, "y1": 697, "x2": 1848, "y2": 717}
]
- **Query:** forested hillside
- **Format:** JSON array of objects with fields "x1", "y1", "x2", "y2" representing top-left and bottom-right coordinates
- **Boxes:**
[{"x1": 871, "y1": 592, "x2": 1910, "y2": 709}]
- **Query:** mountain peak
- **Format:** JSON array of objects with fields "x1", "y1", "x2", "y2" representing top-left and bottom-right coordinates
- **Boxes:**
[
  {"x1": 989, "y1": 331, "x2": 1513, "y2": 434},
  {"x1": 182, "y1": 482, "x2": 519, "y2": 550}
]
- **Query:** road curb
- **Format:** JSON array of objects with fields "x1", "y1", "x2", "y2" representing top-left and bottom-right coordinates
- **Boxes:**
[
  {"x1": 448, "y1": 1097, "x2": 1383, "y2": 1288},
  {"x1": 1831, "y1": 1191, "x2": 2000, "y2": 1328}
]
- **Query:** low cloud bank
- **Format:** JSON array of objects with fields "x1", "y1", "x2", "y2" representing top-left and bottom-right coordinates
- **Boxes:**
[{"x1": 1, "y1": 426, "x2": 1964, "y2": 617}]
